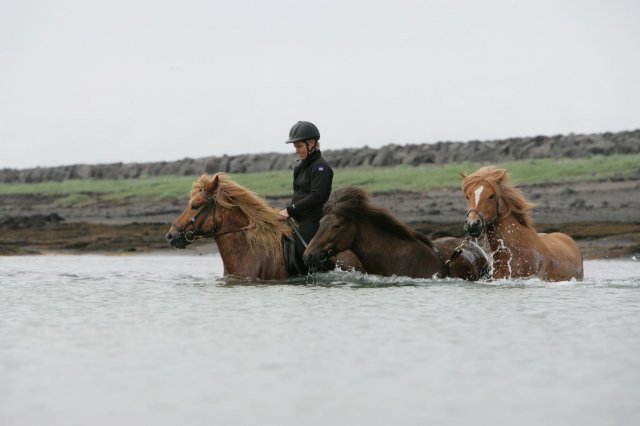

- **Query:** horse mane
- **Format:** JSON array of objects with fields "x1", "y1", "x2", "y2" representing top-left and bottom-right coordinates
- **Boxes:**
[
  {"x1": 461, "y1": 166, "x2": 536, "y2": 229},
  {"x1": 325, "y1": 187, "x2": 433, "y2": 248},
  {"x1": 192, "y1": 173, "x2": 292, "y2": 259}
]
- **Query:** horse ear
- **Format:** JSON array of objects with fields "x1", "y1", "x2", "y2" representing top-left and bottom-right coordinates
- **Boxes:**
[
  {"x1": 459, "y1": 172, "x2": 467, "y2": 179},
  {"x1": 206, "y1": 174, "x2": 219, "y2": 195},
  {"x1": 496, "y1": 169, "x2": 508, "y2": 183}
]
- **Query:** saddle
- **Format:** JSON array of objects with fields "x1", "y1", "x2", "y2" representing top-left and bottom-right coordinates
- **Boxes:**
[
  {"x1": 283, "y1": 219, "x2": 337, "y2": 276},
  {"x1": 282, "y1": 235, "x2": 309, "y2": 276}
]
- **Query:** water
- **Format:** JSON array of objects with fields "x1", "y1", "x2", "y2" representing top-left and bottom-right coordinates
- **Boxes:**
[{"x1": 1, "y1": 254, "x2": 640, "y2": 426}]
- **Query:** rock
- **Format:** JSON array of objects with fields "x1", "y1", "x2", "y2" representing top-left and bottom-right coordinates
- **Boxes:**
[
  {"x1": 1, "y1": 129, "x2": 638, "y2": 183},
  {"x1": 0, "y1": 213, "x2": 65, "y2": 229}
]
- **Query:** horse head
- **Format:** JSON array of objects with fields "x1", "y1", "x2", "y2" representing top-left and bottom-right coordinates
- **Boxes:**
[
  {"x1": 461, "y1": 168, "x2": 505, "y2": 238},
  {"x1": 166, "y1": 175, "x2": 221, "y2": 249},
  {"x1": 461, "y1": 166, "x2": 536, "y2": 238},
  {"x1": 303, "y1": 210, "x2": 356, "y2": 268}
]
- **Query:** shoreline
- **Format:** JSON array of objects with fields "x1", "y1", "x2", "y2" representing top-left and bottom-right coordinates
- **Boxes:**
[
  {"x1": 2, "y1": 177, "x2": 639, "y2": 259},
  {"x1": 1, "y1": 220, "x2": 638, "y2": 260}
]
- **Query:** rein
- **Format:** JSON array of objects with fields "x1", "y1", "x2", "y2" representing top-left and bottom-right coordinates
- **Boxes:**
[
  {"x1": 450, "y1": 187, "x2": 503, "y2": 276},
  {"x1": 434, "y1": 237, "x2": 470, "y2": 278},
  {"x1": 287, "y1": 218, "x2": 309, "y2": 249}
]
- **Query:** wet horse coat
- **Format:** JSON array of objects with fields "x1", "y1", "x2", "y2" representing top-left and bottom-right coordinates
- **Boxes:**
[
  {"x1": 304, "y1": 187, "x2": 489, "y2": 281},
  {"x1": 166, "y1": 173, "x2": 360, "y2": 280},
  {"x1": 461, "y1": 166, "x2": 583, "y2": 281}
]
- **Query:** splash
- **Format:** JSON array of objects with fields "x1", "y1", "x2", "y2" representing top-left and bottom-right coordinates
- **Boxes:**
[{"x1": 487, "y1": 238, "x2": 514, "y2": 279}]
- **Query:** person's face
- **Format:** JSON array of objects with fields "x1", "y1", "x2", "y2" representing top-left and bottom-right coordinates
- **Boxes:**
[{"x1": 293, "y1": 140, "x2": 315, "y2": 160}]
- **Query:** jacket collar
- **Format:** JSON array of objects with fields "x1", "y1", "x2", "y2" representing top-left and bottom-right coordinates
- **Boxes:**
[{"x1": 301, "y1": 149, "x2": 321, "y2": 166}]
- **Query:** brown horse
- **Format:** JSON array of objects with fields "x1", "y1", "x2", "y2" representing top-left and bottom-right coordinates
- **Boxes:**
[
  {"x1": 461, "y1": 166, "x2": 583, "y2": 281},
  {"x1": 303, "y1": 187, "x2": 490, "y2": 280},
  {"x1": 166, "y1": 173, "x2": 361, "y2": 280}
]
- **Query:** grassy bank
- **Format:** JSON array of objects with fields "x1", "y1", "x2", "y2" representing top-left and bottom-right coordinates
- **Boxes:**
[{"x1": 1, "y1": 154, "x2": 638, "y2": 203}]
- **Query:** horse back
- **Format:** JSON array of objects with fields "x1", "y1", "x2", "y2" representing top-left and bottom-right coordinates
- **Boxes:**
[{"x1": 539, "y1": 232, "x2": 582, "y2": 262}]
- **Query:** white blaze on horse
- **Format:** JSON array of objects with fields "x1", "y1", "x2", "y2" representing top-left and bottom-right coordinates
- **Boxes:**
[{"x1": 461, "y1": 166, "x2": 583, "y2": 281}]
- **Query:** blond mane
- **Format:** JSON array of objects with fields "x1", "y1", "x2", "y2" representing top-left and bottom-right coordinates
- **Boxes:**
[
  {"x1": 462, "y1": 166, "x2": 536, "y2": 229},
  {"x1": 191, "y1": 173, "x2": 292, "y2": 259}
]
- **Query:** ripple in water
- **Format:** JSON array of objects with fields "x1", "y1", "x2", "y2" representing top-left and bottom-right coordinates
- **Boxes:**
[{"x1": 0, "y1": 254, "x2": 639, "y2": 426}]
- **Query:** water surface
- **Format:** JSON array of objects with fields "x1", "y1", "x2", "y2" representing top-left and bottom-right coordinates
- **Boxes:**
[{"x1": 1, "y1": 254, "x2": 640, "y2": 426}]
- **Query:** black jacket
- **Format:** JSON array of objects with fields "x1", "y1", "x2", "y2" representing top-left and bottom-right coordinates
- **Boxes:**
[{"x1": 286, "y1": 150, "x2": 333, "y2": 220}]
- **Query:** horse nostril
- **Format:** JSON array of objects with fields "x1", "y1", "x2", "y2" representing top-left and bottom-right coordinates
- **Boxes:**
[
  {"x1": 464, "y1": 219, "x2": 483, "y2": 237},
  {"x1": 303, "y1": 254, "x2": 312, "y2": 266},
  {"x1": 464, "y1": 220, "x2": 476, "y2": 231},
  {"x1": 166, "y1": 232, "x2": 174, "y2": 242}
]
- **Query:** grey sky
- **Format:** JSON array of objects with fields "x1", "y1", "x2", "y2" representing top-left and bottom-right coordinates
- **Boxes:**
[{"x1": 1, "y1": 0, "x2": 638, "y2": 169}]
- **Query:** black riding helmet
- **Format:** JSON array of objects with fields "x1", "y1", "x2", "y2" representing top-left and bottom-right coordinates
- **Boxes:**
[{"x1": 285, "y1": 121, "x2": 320, "y2": 143}]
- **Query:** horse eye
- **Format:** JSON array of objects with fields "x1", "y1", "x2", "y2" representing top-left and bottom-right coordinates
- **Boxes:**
[
  {"x1": 332, "y1": 223, "x2": 341, "y2": 229},
  {"x1": 488, "y1": 194, "x2": 495, "y2": 200},
  {"x1": 191, "y1": 204, "x2": 200, "y2": 210},
  {"x1": 465, "y1": 195, "x2": 469, "y2": 200}
]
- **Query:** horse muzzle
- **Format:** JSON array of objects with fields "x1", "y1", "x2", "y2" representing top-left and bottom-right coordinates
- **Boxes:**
[
  {"x1": 166, "y1": 229, "x2": 189, "y2": 249},
  {"x1": 303, "y1": 250, "x2": 337, "y2": 272},
  {"x1": 464, "y1": 219, "x2": 483, "y2": 238},
  {"x1": 303, "y1": 252, "x2": 320, "y2": 267},
  {"x1": 303, "y1": 250, "x2": 331, "y2": 268}
]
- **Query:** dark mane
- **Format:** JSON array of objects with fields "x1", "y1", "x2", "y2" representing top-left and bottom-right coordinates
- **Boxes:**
[{"x1": 325, "y1": 187, "x2": 433, "y2": 248}]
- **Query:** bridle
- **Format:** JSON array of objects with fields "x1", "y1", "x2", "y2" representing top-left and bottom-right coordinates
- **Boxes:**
[
  {"x1": 319, "y1": 247, "x2": 336, "y2": 264},
  {"x1": 466, "y1": 188, "x2": 503, "y2": 235},
  {"x1": 172, "y1": 191, "x2": 252, "y2": 244},
  {"x1": 317, "y1": 212, "x2": 354, "y2": 264},
  {"x1": 171, "y1": 192, "x2": 218, "y2": 243}
]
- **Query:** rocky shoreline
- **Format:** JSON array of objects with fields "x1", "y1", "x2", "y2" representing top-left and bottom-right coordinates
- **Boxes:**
[
  {"x1": 1, "y1": 129, "x2": 639, "y2": 259},
  {"x1": 1, "y1": 177, "x2": 638, "y2": 259},
  {"x1": 1, "y1": 129, "x2": 638, "y2": 183}
]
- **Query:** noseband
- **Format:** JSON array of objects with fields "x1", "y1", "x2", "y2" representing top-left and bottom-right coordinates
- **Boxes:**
[
  {"x1": 318, "y1": 213, "x2": 357, "y2": 263},
  {"x1": 172, "y1": 192, "x2": 217, "y2": 243},
  {"x1": 466, "y1": 194, "x2": 502, "y2": 233}
]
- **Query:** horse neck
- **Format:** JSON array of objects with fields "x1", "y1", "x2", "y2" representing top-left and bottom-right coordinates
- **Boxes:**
[
  {"x1": 352, "y1": 220, "x2": 440, "y2": 276},
  {"x1": 486, "y1": 213, "x2": 537, "y2": 252},
  {"x1": 215, "y1": 232, "x2": 251, "y2": 275}
]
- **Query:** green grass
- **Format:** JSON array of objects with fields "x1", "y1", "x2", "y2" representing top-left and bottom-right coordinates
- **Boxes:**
[{"x1": 1, "y1": 154, "x2": 638, "y2": 204}]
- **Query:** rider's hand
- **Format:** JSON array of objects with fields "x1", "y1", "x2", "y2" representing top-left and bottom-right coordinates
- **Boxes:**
[{"x1": 278, "y1": 209, "x2": 289, "y2": 220}]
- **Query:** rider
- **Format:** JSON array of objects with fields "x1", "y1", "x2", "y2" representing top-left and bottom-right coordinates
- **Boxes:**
[{"x1": 278, "y1": 121, "x2": 334, "y2": 265}]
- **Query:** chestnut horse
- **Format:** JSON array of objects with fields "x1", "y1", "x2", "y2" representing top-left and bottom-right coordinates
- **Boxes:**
[
  {"x1": 303, "y1": 187, "x2": 490, "y2": 281},
  {"x1": 461, "y1": 166, "x2": 583, "y2": 281},
  {"x1": 166, "y1": 173, "x2": 360, "y2": 280}
]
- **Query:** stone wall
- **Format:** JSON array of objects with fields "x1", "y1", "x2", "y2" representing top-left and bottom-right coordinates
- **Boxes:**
[{"x1": 1, "y1": 129, "x2": 638, "y2": 183}]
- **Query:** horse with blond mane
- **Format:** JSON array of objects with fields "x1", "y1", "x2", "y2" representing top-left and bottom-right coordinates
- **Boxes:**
[
  {"x1": 166, "y1": 173, "x2": 361, "y2": 280},
  {"x1": 461, "y1": 166, "x2": 583, "y2": 281}
]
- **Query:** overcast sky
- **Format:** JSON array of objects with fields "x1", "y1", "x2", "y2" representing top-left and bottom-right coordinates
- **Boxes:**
[{"x1": 1, "y1": 0, "x2": 638, "y2": 169}]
